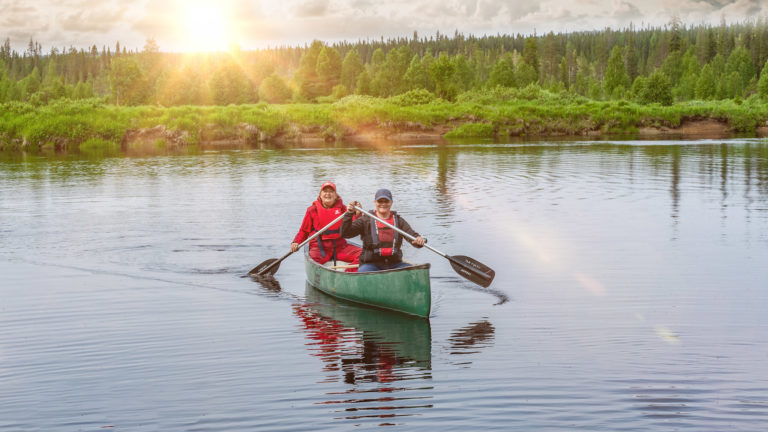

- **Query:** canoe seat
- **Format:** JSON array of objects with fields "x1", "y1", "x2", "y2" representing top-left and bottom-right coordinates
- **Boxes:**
[{"x1": 324, "y1": 260, "x2": 358, "y2": 272}]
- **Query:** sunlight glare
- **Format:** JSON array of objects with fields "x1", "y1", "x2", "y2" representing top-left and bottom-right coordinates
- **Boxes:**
[
  {"x1": 184, "y1": 2, "x2": 231, "y2": 52},
  {"x1": 654, "y1": 325, "x2": 681, "y2": 344}
]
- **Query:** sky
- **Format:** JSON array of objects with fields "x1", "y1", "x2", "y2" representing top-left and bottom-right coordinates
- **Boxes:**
[{"x1": 1, "y1": 0, "x2": 767, "y2": 53}]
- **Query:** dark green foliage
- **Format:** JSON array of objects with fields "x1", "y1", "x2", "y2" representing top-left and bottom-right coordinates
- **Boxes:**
[
  {"x1": 371, "y1": 46, "x2": 411, "y2": 97},
  {"x1": 403, "y1": 55, "x2": 430, "y2": 90},
  {"x1": 316, "y1": 46, "x2": 342, "y2": 94},
  {"x1": 453, "y1": 54, "x2": 473, "y2": 91},
  {"x1": 331, "y1": 84, "x2": 348, "y2": 100},
  {"x1": 488, "y1": 54, "x2": 516, "y2": 88},
  {"x1": 695, "y1": 64, "x2": 716, "y2": 100},
  {"x1": 209, "y1": 60, "x2": 255, "y2": 105},
  {"x1": 661, "y1": 51, "x2": 684, "y2": 85},
  {"x1": 296, "y1": 40, "x2": 326, "y2": 100},
  {"x1": 340, "y1": 49, "x2": 363, "y2": 92},
  {"x1": 1, "y1": 20, "x2": 767, "y2": 109},
  {"x1": 109, "y1": 57, "x2": 146, "y2": 105},
  {"x1": 157, "y1": 66, "x2": 207, "y2": 106},
  {"x1": 674, "y1": 48, "x2": 700, "y2": 101},
  {"x1": 387, "y1": 89, "x2": 437, "y2": 106},
  {"x1": 633, "y1": 71, "x2": 673, "y2": 105},
  {"x1": 604, "y1": 46, "x2": 630, "y2": 97},
  {"x1": 758, "y1": 60, "x2": 768, "y2": 100},
  {"x1": 516, "y1": 62, "x2": 538, "y2": 87},
  {"x1": 355, "y1": 70, "x2": 372, "y2": 95},
  {"x1": 252, "y1": 59, "x2": 275, "y2": 87},
  {"x1": 259, "y1": 73, "x2": 293, "y2": 104},
  {"x1": 726, "y1": 46, "x2": 755, "y2": 97},
  {"x1": 429, "y1": 53, "x2": 458, "y2": 100},
  {"x1": 522, "y1": 38, "x2": 540, "y2": 76}
]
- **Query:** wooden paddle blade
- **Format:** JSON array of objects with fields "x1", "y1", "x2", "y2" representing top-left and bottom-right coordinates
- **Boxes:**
[
  {"x1": 249, "y1": 258, "x2": 280, "y2": 276},
  {"x1": 448, "y1": 255, "x2": 495, "y2": 288}
]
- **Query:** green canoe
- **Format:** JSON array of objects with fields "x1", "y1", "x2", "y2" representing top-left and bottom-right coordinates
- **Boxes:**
[{"x1": 304, "y1": 246, "x2": 431, "y2": 318}]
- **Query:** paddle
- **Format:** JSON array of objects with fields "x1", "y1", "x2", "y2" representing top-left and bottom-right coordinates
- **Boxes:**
[
  {"x1": 352, "y1": 205, "x2": 495, "y2": 288},
  {"x1": 248, "y1": 212, "x2": 347, "y2": 277}
]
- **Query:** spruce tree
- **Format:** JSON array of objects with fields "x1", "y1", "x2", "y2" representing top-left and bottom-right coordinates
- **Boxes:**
[
  {"x1": 488, "y1": 54, "x2": 516, "y2": 88},
  {"x1": 316, "y1": 46, "x2": 342, "y2": 95},
  {"x1": 403, "y1": 55, "x2": 429, "y2": 90},
  {"x1": 429, "y1": 52, "x2": 457, "y2": 100},
  {"x1": 340, "y1": 49, "x2": 363, "y2": 92},
  {"x1": 695, "y1": 64, "x2": 716, "y2": 100},
  {"x1": 604, "y1": 46, "x2": 630, "y2": 98},
  {"x1": 758, "y1": 59, "x2": 768, "y2": 100},
  {"x1": 522, "y1": 38, "x2": 540, "y2": 79},
  {"x1": 295, "y1": 40, "x2": 324, "y2": 100},
  {"x1": 355, "y1": 70, "x2": 372, "y2": 95},
  {"x1": 259, "y1": 72, "x2": 293, "y2": 103},
  {"x1": 726, "y1": 46, "x2": 755, "y2": 97}
]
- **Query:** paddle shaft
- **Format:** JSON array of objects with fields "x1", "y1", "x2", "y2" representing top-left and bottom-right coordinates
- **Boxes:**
[
  {"x1": 255, "y1": 212, "x2": 346, "y2": 275},
  {"x1": 352, "y1": 205, "x2": 449, "y2": 259},
  {"x1": 351, "y1": 205, "x2": 495, "y2": 286},
  {"x1": 329, "y1": 264, "x2": 359, "y2": 269}
]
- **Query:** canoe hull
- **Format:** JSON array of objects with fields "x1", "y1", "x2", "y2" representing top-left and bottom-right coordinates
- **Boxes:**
[{"x1": 304, "y1": 249, "x2": 431, "y2": 318}]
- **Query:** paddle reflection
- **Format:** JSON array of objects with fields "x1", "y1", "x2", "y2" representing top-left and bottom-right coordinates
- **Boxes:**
[
  {"x1": 448, "y1": 320, "x2": 496, "y2": 356},
  {"x1": 294, "y1": 284, "x2": 433, "y2": 421},
  {"x1": 247, "y1": 274, "x2": 294, "y2": 301}
]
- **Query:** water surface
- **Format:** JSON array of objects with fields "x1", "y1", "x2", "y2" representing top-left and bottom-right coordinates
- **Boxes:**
[{"x1": 1, "y1": 139, "x2": 767, "y2": 430}]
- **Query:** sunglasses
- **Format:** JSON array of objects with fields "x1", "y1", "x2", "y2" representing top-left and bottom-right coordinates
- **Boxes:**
[{"x1": 376, "y1": 199, "x2": 391, "y2": 204}]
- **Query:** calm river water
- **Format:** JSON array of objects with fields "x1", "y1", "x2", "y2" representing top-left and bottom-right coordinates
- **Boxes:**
[{"x1": 1, "y1": 139, "x2": 768, "y2": 431}]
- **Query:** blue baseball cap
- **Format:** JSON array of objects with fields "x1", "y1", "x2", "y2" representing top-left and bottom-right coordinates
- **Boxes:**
[{"x1": 374, "y1": 188, "x2": 393, "y2": 202}]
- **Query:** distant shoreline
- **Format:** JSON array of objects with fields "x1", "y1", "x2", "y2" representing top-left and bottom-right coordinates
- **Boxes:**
[
  {"x1": 96, "y1": 118, "x2": 768, "y2": 153},
  {"x1": 2, "y1": 95, "x2": 767, "y2": 153}
]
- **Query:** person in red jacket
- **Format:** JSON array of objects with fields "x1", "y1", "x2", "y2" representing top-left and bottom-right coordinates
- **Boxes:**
[{"x1": 291, "y1": 181, "x2": 362, "y2": 269}]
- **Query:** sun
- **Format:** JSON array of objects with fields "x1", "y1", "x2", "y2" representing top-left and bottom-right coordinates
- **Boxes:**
[{"x1": 183, "y1": 2, "x2": 231, "y2": 52}]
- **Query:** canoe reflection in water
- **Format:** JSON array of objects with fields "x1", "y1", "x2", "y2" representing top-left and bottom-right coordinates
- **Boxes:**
[{"x1": 294, "y1": 284, "x2": 434, "y2": 421}]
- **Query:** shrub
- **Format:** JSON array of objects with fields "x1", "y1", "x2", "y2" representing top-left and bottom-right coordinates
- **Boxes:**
[
  {"x1": 331, "y1": 84, "x2": 349, "y2": 100},
  {"x1": 258, "y1": 73, "x2": 293, "y2": 104},
  {"x1": 387, "y1": 89, "x2": 437, "y2": 106},
  {"x1": 633, "y1": 72, "x2": 673, "y2": 106}
]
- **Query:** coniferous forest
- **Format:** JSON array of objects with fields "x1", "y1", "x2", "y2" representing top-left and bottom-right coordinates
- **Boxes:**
[{"x1": 3, "y1": 19, "x2": 768, "y2": 151}]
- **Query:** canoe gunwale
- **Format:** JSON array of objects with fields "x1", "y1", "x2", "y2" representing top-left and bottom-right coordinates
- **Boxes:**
[{"x1": 303, "y1": 243, "x2": 430, "y2": 275}]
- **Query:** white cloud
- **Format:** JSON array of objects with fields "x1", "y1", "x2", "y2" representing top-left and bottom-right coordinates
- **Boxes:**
[
  {"x1": 293, "y1": 0, "x2": 330, "y2": 18},
  {"x1": 647, "y1": 0, "x2": 767, "y2": 27},
  {"x1": 0, "y1": 0, "x2": 766, "y2": 52},
  {"x1": 611, "y1": 0, "x2": 643, "y2": 20},
  {"x1": 60, "y1": 7, "x2": 127, "y2": 33},
  {"x1": 477, "y1": 0, "x2": 505, "y2": 20}
]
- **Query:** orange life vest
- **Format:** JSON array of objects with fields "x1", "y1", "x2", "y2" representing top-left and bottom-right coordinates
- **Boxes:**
[{"x1": 369, "y1": 213, "x2": 399, "y2": 257}]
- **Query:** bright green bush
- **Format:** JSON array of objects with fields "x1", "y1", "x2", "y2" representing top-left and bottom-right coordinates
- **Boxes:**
[
  {"x1": 445, "y1": 122, "x2": 495, "y2": 138},
  {"x1": 3, "y1": 95, "x2": 768, "y2": 152},
  {"x1": 387, "y1": 89, "x2": 437, "y2": 106}
]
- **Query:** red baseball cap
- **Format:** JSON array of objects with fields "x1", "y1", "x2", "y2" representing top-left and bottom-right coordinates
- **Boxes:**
[{"x1": 320, "y1": 181, "x2": 337, "y2": 191}]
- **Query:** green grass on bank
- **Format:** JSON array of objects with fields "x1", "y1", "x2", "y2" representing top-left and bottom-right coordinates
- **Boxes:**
[{"x1": 2, "y1": 87, "x2": 768, "y2": 151}]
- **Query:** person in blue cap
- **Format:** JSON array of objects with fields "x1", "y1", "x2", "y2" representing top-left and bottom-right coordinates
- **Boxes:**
[{"x1": 340, "y1": 188, "x2": 426, "y2": 272}]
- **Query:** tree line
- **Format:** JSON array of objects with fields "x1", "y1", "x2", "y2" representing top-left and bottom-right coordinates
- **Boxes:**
[{"x1": 2, "y1": 18, "x2": 768, "y2": 107}]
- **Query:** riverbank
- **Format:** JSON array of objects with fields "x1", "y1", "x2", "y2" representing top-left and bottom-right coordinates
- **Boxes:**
[{"x1": 2, "y1": 89, "x2": 768, "y2": 152}]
